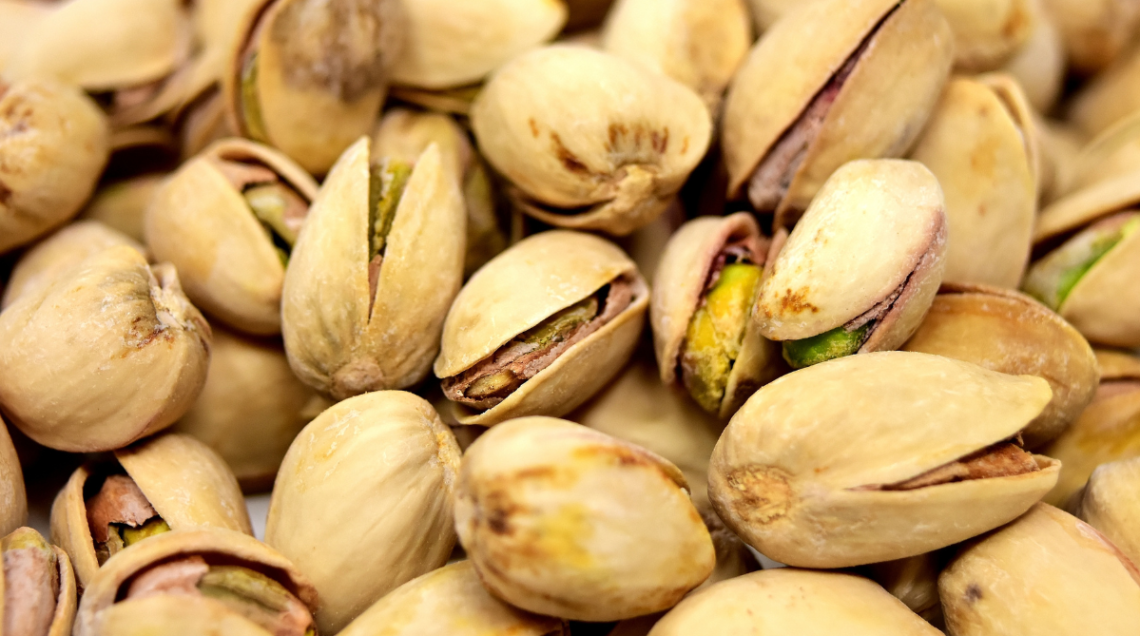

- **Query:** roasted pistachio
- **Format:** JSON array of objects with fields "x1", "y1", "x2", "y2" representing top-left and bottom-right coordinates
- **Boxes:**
[
  {"x1": 1035, "y1": 117, "x2": 1084, "y2": 204},
  {"x1": 1070, "y1": 112, "x2": 1140, "y2": 193},
  {"x1": 1041, "y1": 0, "x2": 1140, "y2": 75},
  {"x1": 745, "y1": 0, "x2": 797, "y2": 32},
  {"x1": 862, "y1": 552, "x2": 948, "y2": 628},
  {"x1": 1071, "y1": 46, "x2": 1140, "y2": 139},
  {"x1": 1, "y1": 527, "x2": 77, "y2": 636},
  {"x1": 76, "y1": 173, "x2": 163, "y2": 240},
  {"x1": 1075, "y1": 457, "x2": 1140, "y2": 567},
  {"x1": 0, "y1": 418, "x2": 25, "y2": 538},
  {"x1": 436, "y1": 230, "x2": 649, "y2": 426},
  {"x1": 0, "y1": 0, "x2": 50, "y2": 70},
  {"x1": 88, "y1": 596, "x2": 274, "y2": 636},
  {"x1": 1001, "y1": 0, "x2": 1065, "y2": 112},
  {"x1": 932, "y1": 0, "x2": 1036, "y2": 71}
]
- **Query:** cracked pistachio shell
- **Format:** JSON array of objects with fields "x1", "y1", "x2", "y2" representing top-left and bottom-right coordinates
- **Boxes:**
[
  {"x1": 90, "y1": 596, "x2": 271, "y2": 636},
  {"x1": 1077, "y1": 457, "x2": 1140, "y2": 567},
  {"x1": 0, "y1": 527, "x2": 77, "y2": 636},
  {"x1": 903, "y1": 283, "x2": 1098, "y2": 448},
  {"x1": 909, "y1": 76, "x2": 1036, "y2": 288},
  {"x1": 146, "y1": 138, "x2": 318, "y2": 335},
  {"x1": 940, "y1": 503, "x2": 1140, "y2": 636},
  {"x1": 651, "y1": 214, "x2": 783, "y2": 418},
  {"x1": 455, "y1": 417, "x2": 715, "y2": 622},
  {"x1": 78, "y1": 175, "x2": 164, "y2": 243},
  {"x1": 754, "y1": 160, "x2": 948, "y2": 353},
  {"x1": 0, "y1": 418, "x2": 25, "y2": 538},
  {"x1": 74, "y1": 528, "x2": 317, "y2": 636},
  {"x1": 0, "y1": 246, "x2": 211, "y2": 452},
  {"x1": 649, "y1": 569, "x2": 942, "y2": 636},
  {"x1": 339, "y1": 561, "x2": 568, "y2": 636},
  {"x1": 435, "y1": 230, "x2": 649, "y2": 426},
  {"x1": 1042, "y1": 0, "x2": 1140, "y2": 75},
  {"x1": 0, "y1": 79, "x2": 110, "y2": 254},
  {"x1": 282, "y1": 137, "x2": 465, "y2": 398},
  {"x1": 1001, "y1": 0, "x2": 1065, "y2": 112},
  {"x1": 50, "y1": 433, "x2": 253, "y2": 590},
  {"x1": 471, "y1": 45, "x2": 712, "y2": 236},
  {"x1": 266, "y1": 391, "x2": 461, "y2": 635},
  {"x1": 709, "y1": 351, "x2": 1059, "y2": 568},
  {"x1": 1071, "y1": 46, "x2": 1140, "y2": 139},
  {"x1": 722, "y1": 0, "x2": 952, "y2": 223}
]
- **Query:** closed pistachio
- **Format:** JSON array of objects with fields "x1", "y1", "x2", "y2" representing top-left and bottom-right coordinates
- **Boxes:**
[
  {"x1": 1, "y1": 527, "x2": 77, "y2": 636},
  {"x1": 939, "y1": 503, "x2": 1140, "y2": 635},
  {"x1": 0, "y1": 418, "x2": 25, "y2": 538},
  {"x1": 723, "y1": 0, "x2": 952, "y2": 227},
  {"x1": 754, "y1": 160, "x2": 947, "y2": 370},
  {"x1": 1075, "y1": 457, "x2": 1140, "y2": 567},
  {"x1": 50, "y1": 433, "x2": 252, "y2": 590},
  {"x1": 710, "y1": 351, "x2": 1059, "y2": 568},
  {"x1": 1041, "y1": 0, "x2": 1140, "y2": 74},
  {"x1": 266, "y1": 392, "x2": 461, "y2": 634},
  {"x1": 436, "y1": 231, "x2": 649, "y2": 426},
  {"x1": 0, "y1": 79, "x2": 110, "y2": 254},
  {"x1": 282, "y1": 137, "x2": 465, "y2": 399},
  {"x1": 78, "y1": 174, "x2": 164, "y2": 243},
  {"x1": 471, "y1": 46, "x2": 712, "y2": 235},
  {"x1": 863, "y1": 552, "x2": 948, "y2": 628},
  {"x1": 0, "y1": 246, "x2": 211, "y2": 452},
  {"x1": 89, "y1": 596, "x2": 273, "y2": 636},
  {"x1": 455, "y1": 417, "x2": 715, "y2": 621},
  {"x1": 1001, "y1": 0, "x2": 1065, "y2": 112},
  {"x1": 1070, "y1": 46, "x2": 1140, "y2": 139},
  {"x1": 146, "y1": 138, "x2": 318, "y2": 335}
]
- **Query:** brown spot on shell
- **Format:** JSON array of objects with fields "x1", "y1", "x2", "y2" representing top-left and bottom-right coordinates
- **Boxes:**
[
  {"x1": 1001, "y1": 4, "x2": 1029, "y2": 38},
  {"x1": 964, "y1": 583, "x2": 983, "y2": 604},
  {"x1": 604, "y1": 122, "x2": 669, "y2": 154},
  {"x1": 681, "y1": 137, "x2": 689, "y2": 154},
  {"x1": 528, "y1": 118, "x2": 539, "y2": 138},
  {"x1": 0, "y1": 179, "x2": 11, "y2": 207},
  {"x1": 724, "y1": 465, "x2": 792, "y2": 525},
  {"x1": 773, "y1": 287, "x2": 819, "y2": 315},
  {"x1": 550, "y1": 132, "x2": 591, "y2": 175}
]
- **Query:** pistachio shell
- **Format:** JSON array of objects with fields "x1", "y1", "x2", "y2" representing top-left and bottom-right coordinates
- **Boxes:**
[
  {"x1": 1001, "y1": 0, "x2": 1065, "y2": 112},
  {"x1": 266, "y1": 391, "x2": 461, "y2": 634},
  {"x1": 0, "y1": 417, "x2": 26, "y2": 537},
  {"x1": 1096, "y1": 348, "x2": 1140, "y2": 381},
  {"x1": 0, "y1": 527, "x2": 77, "y2": 636},
  {"x1": 934, "y1": 0, "x2": 1036, "y2": 71},
  {"x1": 1070, "y1": 45, "x2": 1140, "y2": 138},
  {"x1": 1042, "y1": 0, "x2": 1140, "y2": 74},
  {"x1": 0, "y1": 0, "x2": 50, "y2": 70},
  {"x1": 1077, "y1": 457, "x2": 1140, "y2": 567},
  {"x1": 91, "y1": 596, "x2": 272, "y2": 636},
  {"x1": 78, "y1": 175, "x2": 163, "y2": 243},
  {"x1": 1071, "y1": 112, "x2": 1140, "y2": 193},
  {"x1": 745, "y1": 0, "x2": 798, "y2": 32},
  {"x1": 710, "y1": 351, "x2": 1058, "y2": 568},
  {"x1": 863, "y1": 552, "x2": 948, "y2": 628},
  {"x1": 471, "y1": 45, "x2": 711, "y2": 236},
  {"x1": 1035, "y1": 118, "x2": 1085, "y2": 204}
]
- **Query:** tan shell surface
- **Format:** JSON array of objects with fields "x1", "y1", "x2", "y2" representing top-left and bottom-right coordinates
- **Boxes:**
[
  {"x1": 1078, "y1": 458, "x2": 1140, "y2": 567},
  {"x1": 939, "y1": 504, "x2": 1140, "y2": 636},
  {"x1": 933, "y1": 0, "x2": 1035, "y2": 72},
  {"x1": 266, "y1": 391, "x2": 461, "y2": 635},
  {"x1": 863, "y1": 552, "x2": 946, "y2": 625},
  {"x1": 90, "y1": 595, "x2": 273, "y2": 636},
  {"x1": 1042, "y1": 0, "x2": 1140, "y2": 74},
  {"x1": 746, "y1": 0, "x2": 801, "y2": 32},
  {"x1": 1035, "y1": 118, "x2": 1084, "y2": 204},
  {"x1": 1057, "y1": 219, "x2": 1140, "y2": 348},
  {"x1": 0, "y1": 0, "x2": 50, "y2": 70},
  {"x1": 79, "y1": 175, "x2": 164, "y2": 243},
  {"x1": 1096, "y1": 349, "x2": 1140, "y2": 381},
  {"x1": 1001, "y1": 0, "x2": 1065, "y2": 112},
  {"x1": 0, "y1": 530, "x2": 76, "y2": 636},
  {"x1": 1071, "y1": 45, "x2": 1140, "y2": 139},
  {"x1": 50, "y1": 465, "x2": 100, "y2": 590},
  {"x1": 0, "y1": 417, "x2": 26, "y2": 538},
  {"x1": 1071, "y1": 112, "x2": 1140, "y2": 193}
]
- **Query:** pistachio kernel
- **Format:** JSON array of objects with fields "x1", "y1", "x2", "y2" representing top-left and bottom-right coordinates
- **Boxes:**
[
  {"x1": 1024, "y1": 214, "x2": 1140, "y2": 311},
  {"x1": 2, "y1": 528, "x2": 59, "y2": 636},
  {"x1": 366, "y1": 159, "x2": 413, "y2": 311},
  {"x1": 240, "y1": 53, "x2": 269, "y2": 144},
  {"x1": 782, "y1": 322, "x2": 874, "y2": 370}
]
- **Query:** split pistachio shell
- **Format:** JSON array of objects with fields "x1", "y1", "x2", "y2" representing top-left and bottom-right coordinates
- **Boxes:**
[
  {"x1": 1042, "y1": 0, "x2": 1140, "y2": 74},
  {"x1": 648, "y1": 569, "x2": 942, "y2": 636},
  {"x1": 77, "y1": 175, "x2": 164, "y2": 244},
  {"x1": 939, "y1": 503, "x2": 1140, "y2": 635},
  {"x1": 435, "y1": 230, "x2": 649, "y2": 426},
  {"x1": 0, "y1": 418, "x2": 25, "y2": 538},
  {"x1": 455, "y1": 417, "x2": 715, "y2": 622},
  {"x1": 902, "y1": 283, "x2": 1099, "y2": 448},
  {"x1": 0, "y1": 527, "x2": 77, "y2": 636},
  {"x1": 282, "y1": 137, "x2": 465, "y2": 399},
  {"x1": 1001, "y1": 0, "x2": 1065, "y2": 112},
  {"x1": 709, "y1": 351, "x2": 1059, "y2": 568},
  {"x1": 1076, "y1": 457, "x2": 1140, "y2": 567},
  {"x1": 1071, "y1": 49, "x2": 1140, "y2": 143},
  {"x1": 723, "y1": 0, "x2": 952, "y2": 225},
  {"x1": 266, "y1": 391, "x2": 461, "y2": 634},
  {"x1": 933, "y1": 0, "x2": 1036, "y2": 72},
  {"x1": 0, "y1": 79, "x2": 110, "y2": 254},
  {"x1": 471, "y1": 45, "x2": 712, "y2": 236},
  {"x1": 0, "y1": 246, "x2": 211, "y2": 452},
  {"x1": 90, "y1": 596, "x2": 272, "y2": 636}
]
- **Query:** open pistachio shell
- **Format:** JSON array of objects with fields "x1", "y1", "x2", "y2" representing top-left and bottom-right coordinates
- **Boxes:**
[
  {"x1": 902, "y1": 283, "x2": 1098, "y2": 448},
  {"x1": 940, "y1": 503, "x2": 1140, "y2": 635},
  {"x1": 1042, "y1": 0, "x2": 1140, "y2": 75},
  {"x1": 471, "y1": 45, "x2": 711, "y2": 236},
  {"x1": 1001, "y1": 0, "x2": 1065, "y2": 112},
  {"x1": 723, "y1": 0, "x2": 952, "y2": 226},
  {"x1": 0, "y1": 527, "x2": 77, "y2": 636},
  {"x1": 435, "y1": 230, "x2": 649, "y2": 426},
  {"x1": 282, "y1": 137, "x2": 465, "y2": 399},
  {"x1": 266, "y1": 391, "x2": 461, "y2": 634},
  {"x1": 710, "y1": 351, "x2": 1059, "y2": 568},
  {"x1": 1076, "y1": 457, "x2": 1140, "y2": 567},
  {"x1": 0, "y1": 417, "x2": 25, "y2": 538},
  {"x1": 91, "y1": 596, "x2": 272, "y2": 636}
]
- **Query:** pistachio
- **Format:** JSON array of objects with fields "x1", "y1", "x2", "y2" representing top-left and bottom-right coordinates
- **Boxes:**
[
  {"x1": 1071, "y1": 45, "x2": 1140, "y2": 139},
  {"x1": 709, "y1": 351, "x2": 1059, "y2": 568},
  {"x1": 1, "y1": 527, "x2": 77, "y2": 636},
  {"x1": 862, "y1": 552, "x2": 948, "y2": 628},
  {"x1": 455, "y1": 417, "x2": 715, "y2": 621},
  {"x1": 745, "y1": 0, "x2": 798, "y2": 32},
  {"x1": 1001, "y1": 0, "x2": 1065, "y2": 112},
  {"x1": 1035, "y1": 117, "x2": 1084, "y2": 204},
  {"x1": 753, "y1": 160, "x2": 947, "y2": 369},
  {"x1": 76, "y1": 171, "x2": 163, "y2": 244},
  {"x1": 939, "y1": 503, "x2": 1140, "y2": 635},
  {"x1": 436, "y1": 230, "x2": 649, "y2": 425},
  {"x1": 0, "y1": 417, "x2": 26, "y2": 538},
  {"x1": 90, "y1": 595, "x2": 274, "y2": 636},
  {"x1": 0, "y1": 0, "x2": 50, "y2": 70},
  {"x1": 932, "y1": 0, "x2": 1036, "y2": 72},
  {"x1": 1042, "y1": 0, "x2": 1140, "y2": 75},
  {"x1": 1070, "y1": 112, "x2": 1140, "y2": 193},
  {"x1": 1075, "y1": 457, "x2": 1140, "y2": 567}
]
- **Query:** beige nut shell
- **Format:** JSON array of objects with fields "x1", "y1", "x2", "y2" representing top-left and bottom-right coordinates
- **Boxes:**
[
  {"x1": 89, "y1": 595, "x2": 272, "y2": 636},
  {"x1": 1042, "y1": 0, "x2": 1140, "y2": 75},
  {"x1": 0, "y1": 528, "x2": 77, "y2": 636},
  {"x1": 1078, "y1": 457, "x2": 1140, "y2": 568},
  {"x1": 0, "y1": 417, "x2": 27, "y2": 538},
  {"x1": 79, "y1": 174, "x2": 165, "y2": 243}
]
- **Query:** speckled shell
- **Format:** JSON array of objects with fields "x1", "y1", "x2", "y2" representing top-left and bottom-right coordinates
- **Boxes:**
[
  {"x1": 709, "y1": 351, "x2": 1058, "y2": 568},
  {"x1": 0, "y1": 417, "x2": 25, "y2": 537},
  {"x1": 1042, "y1": 0, "x2": 1140, "y2": 74},
  {"x1": 0, "y1": 528, "x2": 76, "y2": 636},
  {"x1": 89, "y1": 596, "x2": 272, "y2": 636},
  {"x1": 1001, "y1": 0, "x2": 1065, "y2": 112}
]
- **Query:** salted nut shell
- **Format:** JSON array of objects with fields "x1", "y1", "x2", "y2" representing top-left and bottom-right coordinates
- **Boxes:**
[
  {"x1": 0, "y1": 79, "x2": 110, "y2": 255},
  {"x1": 709, "y1": 351, "x2": 1059, "y2": 569},
  {"x1": 1001, "y1": 0, "x2": 1065, "y2": 113},
  {"x1": 50, "y1": 433, "x2": 253, "y2": 591},
  {"x1": 651, "y1": 213, "x2": 783, "y2": 417},
  {"x1": 455, "y1": 417, "x2": 715, "y2": 622},
  {"x1": 89, "y1": 596, "x2": 274, "y2": 636},
  {"x1": 266, "y1": 391, "x2": 461, "y2": 635},
  {"x1": 282, "y1": 137, "x2": 465, "y2": 399},
  {"x1": 722, "y1": 0, "x2": 952, "y2": 226},
  {"x1": 903, "y1": 283, "x2": 1099, "y2": 449},
  {"x1": 648, "y1": 569, "x2": 942, "y2": 635},
  {"x1": 471, "y1": 45, "x2": 712, "y2": 236},
  {"x1": 932, "y1": 0, "x2": 1035, "y2": 72},
  {"x1": 0, "y1": 526, "x2": 77, "y2": 636},
  {"x1": 939, "y1": 503, "x2": 1140, "y2": 636},
  {"x1": 754, "y1": 160, "x2": 947, "y2": 370},
  {"x1": 79, "y1": 175, "x2": 165, "y2": 243},
  {"x1": 435, "y1": 230, "x2": 649, "y2": 426},
  {"x1": 0, "y1": 246, "x2": 211, "y2": 452},
  {"x1": 1070, "y1": 112, "x2": 1140, "y2": 194},
  {"x1": 1042, "y1": 0, "x2": 1140, "y2": 75},
  {"x1": 146, "y1": 138, "x2": 318, "y2": 335},
  {"x1": 1076, "y1": 457, "x2": 1140, "y2": 568},
  {"x1": 0, "y1": 417, "x2": 26, "y2": 537},
  {"x1": 1071, "y1": 47, "x2": 1140, "y2": 140}
]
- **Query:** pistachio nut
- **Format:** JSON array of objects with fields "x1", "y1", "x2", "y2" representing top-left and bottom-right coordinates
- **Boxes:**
[
  {"x1": 1042, "y1": 0, "x2": 1140, "y2": 74},
  {"x1": 282, "y1": 137, "x2": 465, "y2": 398},
  {"x1": 1075, "y1": 457, "x2": 1140, "y2": 567},
  {"x1": 1070, "y1": 111, "x2": 1140, "y2": 195},
  {"x1": 1070, "y1": 45, "x2": 1140, "y2": 139},
  {"x1": 471, "y1": 45, "x2": 712, "y2": 236},
  {"x1": 0, "y1": 0, "x2": 50, "y2": 70},
  {"x1": 266, "y1": 391, "x2": 461, "y2": 634},
  {"x1": 177, "y1": 88, "x2": 236, "y2": 161},
  {"x1": 754, "y1": 160, "x2": 947, "y2": 370},
  {"x1": 435, "y1": 230, "x2": 649, "y2": 426},
  {"x1": 388, "y1": 84, "x2": 482, "y2": 117},
  {"x1": 902, "y1": 283, "x2": 1099, "y2": 448},
  {"x1": 1035, "y1": 117, "x2": 1084, "y2": 204},
  {"x1": 651, "y1": 213, "x2": 783, "y2": 416},
  {"x1": 1, "y1": 527, "x2": 77, "y2": 636},
  {"x1": 0, "y1": 418, "x2": 25, "y2": 538},
  {"x1": 146, "y1": 138, "x2": 317, "y2": 335},
  {"x1": 0, "y1": 246, "x2": 211, "y2": 452},
  {"x1": 710, "y1": 351, "x2": 1059, "y2": 568},
  {"x1": 648, "y1": 569, "x2": 942, "y2": 635},
  {"x1": 932, "y1": 0, "x2": 1036, "y2": 72},
  {"x1": 939, "y1": 503, "x2": 1140, "y2": 635},
  {"x1": 338, "y1": 560, "x2": 568, "y2": 636},
  {"x1": 455, "y1": 417, "x2": 715, "y2": 621},
  {"x1": 0, "y1": 79, "x2": 111, "y2": 254},
  {"x1": 862, "y1": 552, "x2": 948, "y2": 628},
  {"x1": 89, "y1": 595, "x2": 273, "y2": 636},
  {"x1": 722, "y1": 0, "x2": 952, "y2": 226},
  {"x1": 745, "y1": 0, "x2": 798, "y2": 32},
  {"x1": 78, "y1": 174, "x2": 164, "y2": 243},
  {"x1": 1001, "y1": 0, "x2": 1065, "y2": 112},
  {"x1": 74, "y1": 528, "x2": 319, "y2": 636},
  {"x1": 224, "y1": 0, "x2": 405, "y2": 174}
]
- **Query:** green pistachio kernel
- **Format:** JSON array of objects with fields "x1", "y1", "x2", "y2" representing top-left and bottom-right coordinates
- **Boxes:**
[
  {"x1": 199, "y1": 566, "x2": 308, "y2": 633},
  {"x1": 368, "y1": 159, "x2": 414, "y2": 261},
  {"x1": 119, "y1": 518, "x2": 171, "y2": 546},
  {"x1": 240, "y1": 53, "x2": 269, "y2": 143},
  {"x1": 245, "y1": 184, "x2": 299, "y2": 265},
  {"x1": 2, "y1": 527, "x2": 52, "y2": 553},
  {"x1": 1024, "y1": 215, "x2": 1140, "y2": 310},
  {"x1": 782, "y1": 322, "x2": 874, "y2": 370}
]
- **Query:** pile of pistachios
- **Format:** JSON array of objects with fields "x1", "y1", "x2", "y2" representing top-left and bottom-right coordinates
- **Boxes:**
[{"x1": 3, "y1": 0, "x2": 1140, "y2": 634}]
